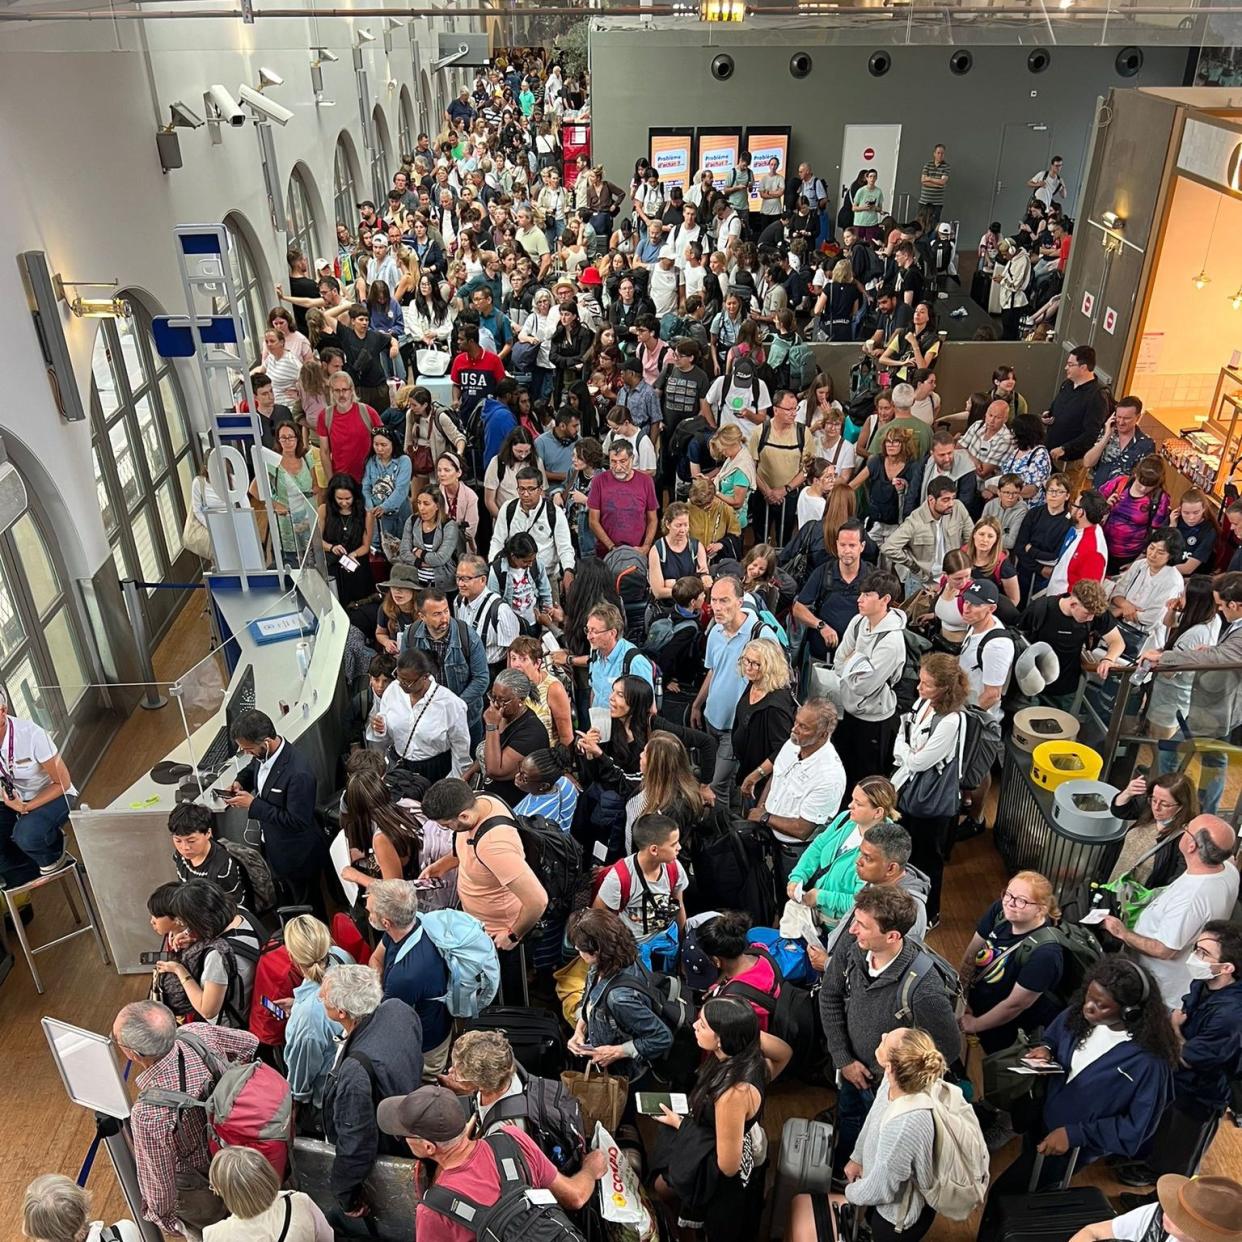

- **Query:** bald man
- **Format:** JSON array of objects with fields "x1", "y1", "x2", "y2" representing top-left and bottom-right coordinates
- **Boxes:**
[{"x1": 1102, "y1": 814, "x2": 1240, "y2": 1008}]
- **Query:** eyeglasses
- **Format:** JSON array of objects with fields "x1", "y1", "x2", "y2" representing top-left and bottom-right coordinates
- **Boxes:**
[
  {"x1": 741, "y1": 656, "x2": 762, "y2": 667},
  {"x1": 455, "y1": 573, "x2": 483, "y2": 582},
  {"x1": 585, "y1": 626, "x2": 610, "y2": 637},
  {"x1": 1001, "y1": 890, "x2": 1036, "y2": 909}
]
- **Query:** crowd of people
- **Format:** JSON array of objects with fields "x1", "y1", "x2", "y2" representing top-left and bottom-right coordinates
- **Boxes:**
[{"x1": 16, "y1": 46, "x2": 1242, "y2": 1242}]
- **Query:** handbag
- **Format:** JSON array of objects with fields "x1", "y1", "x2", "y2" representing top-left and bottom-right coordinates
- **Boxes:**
[
  {"x1": 554, "y1": 955, "x2": 589, "y2": 1026},
  {"x1": 410, "y1": 444, "x2": 435, "y2": 476},
  {"x1": 511, "y1": 338, "x2": 541, "y2": 374},
  {"x1": 415, "y1": 347, "x2": 450, "y2": 377},
  {"x1": 182, "y1": 511, "x2": 212, "y2": 560},
  {"x1": 380, "y1": 531, "x2": 403, "y2": 562},
  {"x1": 981, "y1": 1029, "x2": 1048, "y2": 1113},
  {"x1": 561, "y1": 1062, "x2": 628, "y2": 1134}
]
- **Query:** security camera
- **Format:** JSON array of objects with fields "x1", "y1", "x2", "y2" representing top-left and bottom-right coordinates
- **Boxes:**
[
  {"x1": 238, "y1": 84, "x2": 293, "y2": 125},
  {"x1": 205, "y1": 84, "x2": 246, "y2": 126},
  {"x1": 168, "y1": 100, "x2": 204, "y2": 129},
  {"x1": 868, "y1": 50, "x2": 892, "y2": 77},
  {"x1": 1115, "y1": 46, "x2": 1143, "y2": 77},
  {"x1": 1027, "y1": 48, "x2": 1051, "y2": 74},
  {"x1": 431, "y1": 43, "x2": 470, "y2": 72},
  {"x1": 710, "y1": 53, "x2": 734, "y2": 81},
  {"x1": 257, "y1": 67, "x2": 284, "y2": 89},
  {"x1": 790, "y1": 52, "x2": 813, "y2": 79},
  {"x1": 949, "y1": 49, "x2": 973, "y2": 75}
]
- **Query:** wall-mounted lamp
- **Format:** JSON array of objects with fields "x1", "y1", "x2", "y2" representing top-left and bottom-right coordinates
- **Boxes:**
[
  {"x1": 356, "y1": 27, "x2": 375, "y2": 45},
  {"x1": 311, "y1": 48, "x2": 339, "y2": 64},
  {"x1": 156, "y1": 101, "x2": 203, "y2": 171},
  {"x1": 700, "y1": 0, "x2": 745, "y2": 19},
  {"x1": 52, "y1": 275, "x2": 130, "y2": 319},
  {"x1": 255, "y1": 67, "x2": 284, "y2": 90},
  {"x1": 1100, "y1": 211, "x2": 1123, "y2": 230}
]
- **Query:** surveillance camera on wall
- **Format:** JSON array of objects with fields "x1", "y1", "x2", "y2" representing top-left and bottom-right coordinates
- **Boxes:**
[
  {"x1": 432, "y1": 43, "x2": 470, "y2": 72},
  {"x1": 868, "y1": 51, "x2": 892, "y2": 77},
  {"x1": 205, "y1": 84, "x2": 246, "y2": 126},
  {"x1": 710, "y1": 53, "x2": 734, "y2": 81},
  {"x1": 239, "y1": 84, "x2": 294, "y2": 125},
  {"x1": 790, "y1": 52, "x2": 813, "y2": 79}
]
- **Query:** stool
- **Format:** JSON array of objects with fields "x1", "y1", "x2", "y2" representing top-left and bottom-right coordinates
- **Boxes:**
[{"x1": 1, "y1": 855, "x2": 109, "y2": 993}]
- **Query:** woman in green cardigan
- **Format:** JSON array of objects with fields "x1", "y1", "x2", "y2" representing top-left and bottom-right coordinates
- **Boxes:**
[{"x1": 785, "y1": 776, "x2": 898, "y2": 926}]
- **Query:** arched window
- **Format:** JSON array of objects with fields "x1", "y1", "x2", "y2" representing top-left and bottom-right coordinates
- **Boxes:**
[
  {"x1": 286, "y1": 164, "x2": 320, "y2": 262},
  {"x1": 399, "y1": 87, "x2": 415, "y2": 159},
  {"x1": 334, "y1": 133, "x2": 360, "y2": 235},
  {"x1": 223, "y1": 211, "x2": 268, "y2": 357},
  {"x1": 0, "y1": 494, "x2": 94, "y2": 738},
  {"x1": 89, "y1": 296, "x2": 196, "y2": 631},
  {"x1": 372, "y1": 105, "x2": 392, "y2": 203},
  {"x1": 419, "y1": 69, "x2": 432, "y2": 136}
]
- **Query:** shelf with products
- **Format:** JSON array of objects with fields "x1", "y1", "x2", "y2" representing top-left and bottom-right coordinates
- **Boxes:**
[{"x1": 1158, "y1": 364, "x2": 1242, "y2": 501}]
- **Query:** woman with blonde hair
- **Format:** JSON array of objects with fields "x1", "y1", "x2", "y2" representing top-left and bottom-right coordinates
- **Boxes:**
[
  {"x1": 205, "y1": 1146, "x2": 332, "y2": 1241},
  {"x1": 958, "y1": 870, "x2": 1067, "y2": 1053},
  {"x1": 893, "y1": 652, "x2": 970, "y2": 926},
  {"x1": 789, "y1": 1028, "x2": 952, "y2": 1242},
  {"x1": 21, "y1": 1174, "x2": 142, "y2": 1242},
  {"x1": 625, "y1": 730, "x2": 709, "y2": 852},
  {"x1": 967, "y1": 515, "x2": 1020, "y2": 614},
  {"x1": 282, "y1": 916, "x2": 353, "y2": 1133},
  {"x1": 731, "y1": 639, "x2": 797, "y2": 808},
  {"x1": 709, "y1": 423, "x2": 757, "y2": 537},
  {"x1": 785, "y1": 777, "x2": 898, "y2": 924},
  {"x1": 813, "y1": 257, "x2": 864, "y2": 341}
]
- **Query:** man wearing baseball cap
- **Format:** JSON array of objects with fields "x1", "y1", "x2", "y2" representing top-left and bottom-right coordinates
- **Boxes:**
[
  {"x1": 957, "y1": 578, "x2": 1014, "y2": 837},
  {"x1": 378, "y1": 1085, "x2": 607, "y2": 1237},
  {"x1": 1068, "y1": 1175, "x2": 1242, "y2": 1242}
]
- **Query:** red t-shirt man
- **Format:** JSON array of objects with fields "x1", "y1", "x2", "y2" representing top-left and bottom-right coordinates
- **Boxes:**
[
  {"x1": 451, "y1": 346, "x2": 507, "y2": 422},
  {"x1": 316, "y1": 400, "x2": 380, "y2": 483}
]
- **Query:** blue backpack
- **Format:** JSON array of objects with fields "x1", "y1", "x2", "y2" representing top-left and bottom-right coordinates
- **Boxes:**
[
  {"x1": 747, "y1": 927, "x2": 817, "y2": 986},
  {"x1": 412, "y1": 909, "x2": 501, "y2": 1018}
]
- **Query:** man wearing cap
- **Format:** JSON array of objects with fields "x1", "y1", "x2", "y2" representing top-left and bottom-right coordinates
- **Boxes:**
[
  {"x1": 575, "y1": 267, "x2": 604, "y2": 332},
  {"x1": 958, "y1": 578, "x2": 1013, "y2": 832},
  {"x1": 358, "y1": 231, "x2": 401, "y2": 302},
  {"x1": 377, "y1": 1085, "x2": 608, "y2": 1239},
  {"x1": 357, "y1": 199, "x2": 385, "y2": 235},
  {"x1": 1019, "y1": 579, "x2": 1123, "y2": 707},
  {"x1": 649, "y1": 245, "x2": 680, "y2": 319},
  {"x1": 617, "y1": 356, "x2": 663, "y2": 441},
  {"x1": 1068, "y1": 1175, "x2": 1242, "y2": 1242}
]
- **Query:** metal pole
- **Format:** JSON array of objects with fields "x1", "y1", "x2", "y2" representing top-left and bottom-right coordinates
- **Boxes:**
[
  {"x1": 97, "y1": 1115, "x2": 164, "y2": 1242},
  {"x1": 120, "y1": 580, "x2": 167, "y2": 710}
]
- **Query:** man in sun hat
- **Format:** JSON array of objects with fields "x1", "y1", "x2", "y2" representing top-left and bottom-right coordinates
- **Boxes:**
[
  {"x1": 1068, "y1": 1175, "x2": 1242, "y2": 1242},
  {"x1": 378, "y1": 1085, "x2": 608, "y2": 1237}
]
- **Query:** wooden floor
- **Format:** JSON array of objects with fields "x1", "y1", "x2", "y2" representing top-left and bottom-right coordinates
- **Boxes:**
[{"x1": 1, "y1": 601, "x2": 1238, "y2": 1239}]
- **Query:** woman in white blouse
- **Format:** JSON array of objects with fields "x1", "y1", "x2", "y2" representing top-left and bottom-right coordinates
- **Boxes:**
[
  {"x1": 1108, "y1": 528, "x2": 1187, "y2": 654},
  {"x1": 259, "y1": 328, "x2": 303, "y2": 414},
  {"x1": 892, "y1": 652, "x2": 969, "y2": 927},
  {"x1": 366, "y1": 650, "x2": 471, "y2": 781}
]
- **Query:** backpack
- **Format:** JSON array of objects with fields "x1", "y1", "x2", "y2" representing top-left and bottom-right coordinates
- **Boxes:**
[
  {"x1": 406, "y1": 908, "x2": 501, "y2": 1018},
  {"x1": 422, "y1": 1130, "x2": 587, "y2": 1242},
  {"x1": 724, "y1": 356, "x2": 762, "y2": 411},
  {"x1": 766, "y1": 334, "x2": 818, "y2": 393},
  {"x1": 141, "y1": 1028, "x2": 294, "y2": 1180},
  {"x1": 596, "y1": 966, "x2": 699, "y2": 1081},
  {"x1": 604, "y1": 545, "x2": 651, "y2": 641},
  {"x1": 660, "y1": 311, "x2": 693, "y2": 343},
  {"x1": 747, "y1": 927, "x2": 817, "y2": 986},
  {"x1": 471, "y1": 812, "x2": 585, "y2": 923},
  {"x1": 887, "y1": 1077, "x2": 990, "y2": 1219},
  {"x1": 968, "y1": 624, "x2": 1026, "y2": 697},
  {"x1": 893, "y1": 627, "x2": 934, "y2": 714},
  {"x1": 209, "y1": 917, "x2": 265, "y2": 1029},
  {"x1": 719, "y1": 944, "x2": 824, "y2": 1077},
  {"x1": 748, "y1": 611, "x2": 792, "y2": 667},
  {"x1": 958, "y1": 705, "x2": 1003, "y2": 791},
  {"x1": 1004, "y1": 918, "x2": 1102, "y2": 1008},
  {"x1": 217, "y1": 839, "x2": 277, "y2": 917},
  {"x1": 688, "y1": 809, "x2": 778, "y2": 925},
  {"x1": 756, "y1": 419, "x2": 807, "y2": 464},
  {"x1": 894, "y1": 942, "x2": 966, "y2": 1023},
  {"x1": 668, "y1": 412, "x2": 711, "y2": 463},
  {"x1": 592, "y1": 854, "x2": 683, "y2": 937},
  {"x1": 641, "y1": 613, "x2": 699, "y2": 671},
  {"x1": 482, "y1": 1065, "x2": 587, "y2": 1172}
]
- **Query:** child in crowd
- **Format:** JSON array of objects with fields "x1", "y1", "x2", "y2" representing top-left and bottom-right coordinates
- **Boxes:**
[
  {"x1": 687, "y1": 473, "x2": 741, "y2": 562},
  {"x1": 1173, "y1": 488, "x2": 1218, "y2": 576},
  {"x1": 981, "y1": 473, "x2": 1029, "y2": 551},
  {"x1": 592, "y1": 811, "x2": 688, "y2": 947}
]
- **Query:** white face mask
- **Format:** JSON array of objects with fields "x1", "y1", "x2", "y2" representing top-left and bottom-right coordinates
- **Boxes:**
[{"x1": 1185, "y1": 956, "x2": 1216, "y2": 982}]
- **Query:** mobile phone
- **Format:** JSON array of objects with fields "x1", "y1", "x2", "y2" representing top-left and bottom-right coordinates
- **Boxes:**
[
  {"x1": 261, "y1": 996, "x2": 288, "y2": 1021},
  {"x1": 139, "y1": 951, "x2": 165, "y2": 965},
  {"x1": 411, "y1": 877, "x2": 445, "y2": 891}
]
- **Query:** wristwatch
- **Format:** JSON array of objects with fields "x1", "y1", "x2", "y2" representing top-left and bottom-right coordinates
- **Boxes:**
[
  {"x1": 760, "y1": 811, "x2": 772, "y2": 827},
  {"x1": 485, "y1": 724, "x2": 500, "y2": 733}
]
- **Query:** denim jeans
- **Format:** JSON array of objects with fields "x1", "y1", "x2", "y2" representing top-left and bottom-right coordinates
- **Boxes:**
[
  {"x1": 0, "y1": 793, "x2": 74, "y2": 882},
  {"x1": 835, "y1": 1078, "x2": 876, "y2": 1172},
  {"x1": 706, "y1": 722, "x2": 738, "y2": 808}
]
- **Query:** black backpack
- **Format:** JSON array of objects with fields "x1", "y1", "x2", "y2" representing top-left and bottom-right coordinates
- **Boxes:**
[
  {"x1": 719, "y1": 944, "x2": 824, "y2": 1078},
  {"x1": 422, "y1": 1130, "x2": 586, "y2": 1242},
  {"x1": 471, "y1": 813, "x2": 585, "y2": 923},
  {"x1": 595, "y1": 967, "x2": 700, "y2": 1086},
  {"x1": 481, "y1": 1065, "x2": 587, "y2": 1173},
  {"x1": 892, "y1": 627, "x2": 933, "y2": 715},
  {"x1": 686, "y1": 808, "x2": 778, "y2": 925}
]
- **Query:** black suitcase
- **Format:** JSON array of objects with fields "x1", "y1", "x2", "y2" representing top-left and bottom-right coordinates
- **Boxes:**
[
  {"x1": 463, "y1": 1006, "x2": 566, "y2": 1078},
  {"x1": 769, "y1": 1118, "x2": 836, "y2": 1240},
  {"x1": 983, "y1": 1151, "x2": 1113, "y2": 1242}
]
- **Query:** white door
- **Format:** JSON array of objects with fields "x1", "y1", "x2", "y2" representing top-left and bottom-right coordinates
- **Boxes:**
[{"x1": 840, "y1": 124, "x2": 902, "y2": 218}]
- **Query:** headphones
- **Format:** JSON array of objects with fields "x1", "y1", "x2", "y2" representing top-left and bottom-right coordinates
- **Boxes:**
[{"x1": 1118, "y1": 959, "x2": 1150, "y2": 1022}]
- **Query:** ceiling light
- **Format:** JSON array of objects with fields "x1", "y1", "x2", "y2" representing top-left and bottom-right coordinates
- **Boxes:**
[
  {"x1": 1230, "y1": 287, "x2": 1242, "y2": 310},
  {"x1": 1193, "y1": 270, "x2": 1211, "y2": 290}
]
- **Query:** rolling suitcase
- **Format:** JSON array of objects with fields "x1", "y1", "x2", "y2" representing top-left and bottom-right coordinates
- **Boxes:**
[
  {"x1": 462, "y1": 1006, "x2": 566, "y2": 1078},
  {"x1": 768, "y1": 1117, "x2": 836, "y2": 1240},
  {"x1": 983, "y1": 1151, "x2": 1113, "y2": 1242}
]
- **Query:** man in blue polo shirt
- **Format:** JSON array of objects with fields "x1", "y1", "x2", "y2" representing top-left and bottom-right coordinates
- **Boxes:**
[
  {"x1": 366, "y1": 879, "x2": 452, "y2": 1077},
  {"x1": 791, "y1": 520, "x2": 868, "y2": 663},
  {"x1": 691, "y1": 576, "x2": 780, "y2": 802},
  {"x1": 586, "y1": 602, "x2": 653, "y2": 708}
]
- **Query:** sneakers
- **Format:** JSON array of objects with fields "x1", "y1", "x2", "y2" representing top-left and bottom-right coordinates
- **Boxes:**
[
  {"x1": 955, "y1": 817, "x2": 986, "y2": 842},
  {"x1": 38, "y1": 853, "x2": 73, "y2": 876}
]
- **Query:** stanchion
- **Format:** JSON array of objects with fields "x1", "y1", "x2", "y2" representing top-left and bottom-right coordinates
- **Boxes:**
[{"x1": 92, "y1": 1113, "x2": 164, "y2": 1242}]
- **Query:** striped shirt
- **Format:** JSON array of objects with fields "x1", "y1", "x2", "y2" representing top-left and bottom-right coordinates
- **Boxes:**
[{"x1": 919, "y1": 160, "x2": 950, "y2": 205}]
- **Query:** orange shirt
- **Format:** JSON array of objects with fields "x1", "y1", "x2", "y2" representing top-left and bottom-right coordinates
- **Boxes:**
[{"x1": 454, "y1": 799, "x2": 535, "y2": 937}]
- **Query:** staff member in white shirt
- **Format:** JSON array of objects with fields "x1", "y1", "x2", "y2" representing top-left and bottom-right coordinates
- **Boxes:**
[
  {"x1": 0, "y1": 687, "x2": 76, "y2": 882},
  {"x1": 746, "y1": 699, "x2": 846, "y2": 890},
  {"x1": 455, "y1": 555, "x2": 521, "y2": 679},
  {"x1": 367, "y1": 650, "x2": 471, "y2": 781}
]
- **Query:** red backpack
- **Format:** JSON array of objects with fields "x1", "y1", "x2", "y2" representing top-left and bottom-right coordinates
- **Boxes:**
[
  {"x1": 142, "y1": 1027, "x2": 293, "y2": 1180},
  {"x1": 591, "y1": 854, "x2": 682, "y2": 937}
]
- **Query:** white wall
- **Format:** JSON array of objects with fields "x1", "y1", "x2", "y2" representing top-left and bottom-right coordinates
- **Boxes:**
[{"x1": 0, "y1": 6, "x2": 477, "y2": 580}]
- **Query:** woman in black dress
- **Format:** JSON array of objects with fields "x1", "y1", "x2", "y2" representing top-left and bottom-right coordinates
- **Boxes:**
[
  {"x1": 319, "y1": 473, "x2": 375, "y2": 607},
  {"x1": 733, "y1": 639, "x2": 797, "y2": 809}
]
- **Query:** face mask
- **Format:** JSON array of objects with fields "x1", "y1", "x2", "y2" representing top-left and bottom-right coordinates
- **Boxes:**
[{"x1": 1185, "y1": 956, "x2": 1216, "y2": 982}]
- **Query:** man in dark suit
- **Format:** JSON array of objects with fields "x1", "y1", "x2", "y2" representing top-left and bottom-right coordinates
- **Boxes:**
[{"x1": 222, "y1": 709, "x2": 326, "y2": 911}]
